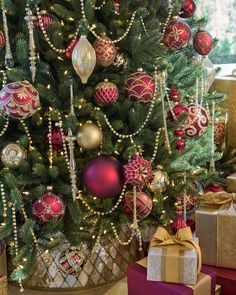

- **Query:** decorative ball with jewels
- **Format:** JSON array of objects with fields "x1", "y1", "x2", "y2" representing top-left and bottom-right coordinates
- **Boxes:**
[
  {"x1": 177, "y1": 194, "x2": 198, "y2": 211},
  {"x1": 125, "y1": 69, "x2": 155, "y2": 103},
  {"x1": 180, "y1": 0, "x2": 196, "y2": 18},
  {"x1": 148, "y1": 165, "x2": 169, "y2": 193},
  {"x1": 33, "y1": 12, "x2": 55, "y2": 29},
  {"x1": 204, "y1": 183, "x2": 224, "y2": 193},
  {"x1": 94, "y1": 79, "x2": 119, "y2": 107},
  {"x1": 1, "y1": 143, "x2": 26, "y2": 168},
  {"x1": 46, "y1": 126, "x2": 63, "y2": 152},
  {"x1": 0, "y1": 30, "x2": 5, "y2": 48},
  {"x1": 0, "y1": 81, "x2": 40, "y2": 119},
  {"x1": 122, "y1": 190, "x2": 153, "y2": 220},
  {"x1": 65, "y1": 37, "x2": 79, "y2": 59},
  {"x1": 76, "y1": 122, "x2": 103, "y2": 150},
  {"x1": 59, "y1": 248, "x2": 84, "y2": 275},
  {"x1": 193, "y1": 30, "x2": 213, "y2": 56},
  {"x1": 83, "y1": 155, "x2": 125, "y2": 199},
  {"x1": 93, "y1": 36, "x2": 117, "y2": 67},
  {"x1": 72, "y1": 35, "x2": 96, "y2": 84},
  {"x1": 214, "y1": 121, "x2": 225, "y2": 145},
  {"x1": 124, "y1": 155, "x2": 153, "y2": 190},
  {"x1": 112, "y1": 50, "x2": 129, "y2": 71},
  {"x1": 163, "y1": 19, "x2": 191, "y2": 50},
  {"x1": 182, "y1": 104, "x2": 209, "y2": 137},
  {"x1": 32, "y1": 191, "x2": 66, "y2": 224}
]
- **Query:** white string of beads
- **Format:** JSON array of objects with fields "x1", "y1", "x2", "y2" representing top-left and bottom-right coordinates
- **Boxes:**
[
  {"x1": 47, "y1": 114, "x2": 53, "y2": 168},
  {"x1": 161, "y1": 0, "x2": 174, "y2": 38},
  {"x1": 92, "y1": 0, "x2": 107, "y2": 10},
  {"x1": 20, "y1": 120, "x2": 33, "y2": 148},
  {"x1": 151, "y1": 127, "x2": 163, "y2": 162},
  {"x1": 110, "y1": 222, "x2": 135, "y2": 246},
  {"x1": 0, "y1": 182, "x2": 7, "y2": 218}
]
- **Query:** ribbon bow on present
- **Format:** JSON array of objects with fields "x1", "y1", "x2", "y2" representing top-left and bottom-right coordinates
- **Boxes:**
[
  {"x1": 150, "y1": 226, "x2": 202, "y2": 273},
  {"x1": 200, "y1": 191, "x2": 236, "y2": 210}
]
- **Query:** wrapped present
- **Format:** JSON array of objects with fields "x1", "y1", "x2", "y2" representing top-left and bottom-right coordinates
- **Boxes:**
[
  {"x1": 127, "y1": 259, "x2": 217, "y2": 295},
  {"x1": 0, "y1": 276, "x2": 7, "y2": 295},
  {"x1": 0, "y1": 241, "x2": 7, "y2": 295},
  {"x1": 196, "y1": 191, "x2": 236, "y2": 269},
  {"x1": 226, "y1": 172, "x2": 236, "y2": 193},
  {"x1": 147, "y1": 227, "x2": 201, "y2": 285}
]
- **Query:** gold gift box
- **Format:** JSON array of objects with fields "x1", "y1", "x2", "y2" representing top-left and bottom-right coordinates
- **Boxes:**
[
  {"x1": 196, "y1": 192, "x2": 236, "y2": 269},
  {"x1": 227, "y1": 172, "x2": 236, "y2": 193}
]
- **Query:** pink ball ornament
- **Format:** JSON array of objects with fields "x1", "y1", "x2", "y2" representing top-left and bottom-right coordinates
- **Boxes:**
[
  {"x1": 94, "y1": 36, "x2": 116, "y2": 67},
  {"x1": 83, "y1": 156, "x2": 125, "y2": 199},
  {"x1": 183, "y1": 104, "x2": 209, "y2": 137},
  {"x1": 125, "y1": 69, "x2": 155, "y2": 103},
  {"x1": 0, "y1": 81, "x2": 40, "y2": 119},
  {"x1": 32, "y1": 191, "x2": 66, "y2": 224},
  {"x1": 94, "y1": 79, "x2": 119, "y2": 106}
]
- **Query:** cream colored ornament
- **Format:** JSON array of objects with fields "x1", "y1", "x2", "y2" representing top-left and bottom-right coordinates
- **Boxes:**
[
  {"x1": 76, "y1": 122, "x2": 103, "y2": 150},
  {"x1": 148, "y1": 165, "x2": 169, "y2": 193},
  {"x1": 1, "y1": 143, "x2": 26, "y2": 168},
  {"x1": 72, "y1": 35, "x2": 96, "y2": 84}
]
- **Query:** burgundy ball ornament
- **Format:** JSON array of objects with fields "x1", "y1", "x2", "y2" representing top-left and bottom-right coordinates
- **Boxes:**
[
  {"x1": 193, "y1": 30, "x2": 213, "y2": 56},
  {"x1": 182, "y1": 104, "x2": 209, "y2": 137},
  {"x1": 32, "y1": 191, "x2": 66, "y2": 224},
  {"x1": 204, "y1": 183, "x2": 224, "y2": 193},
  {"x1": 163, "y1": 19, "x2": 191, "y2": 50},
  {"x1": 46, "y1": 126, "x2": 63, "y2": 152},
  {"x1": 65, "y1": 37, "x2": 79, "y2": 59},
  {"x1": 125, "y1": 69, "x2": 155, "y2": 103},
  {"x1": 122, "y1": 190, "x2": 153, "y2": 220},
  {"x1": 176, "y1": 139, "x2": 186, "y2": 150},
  {"x1": 0, "y1": 81, "x2": 40, "y2": 119},
  {"x1": 94, "y1": 79, "x2": 119, "y2": 106},
  {"x1": 167, "y1": 104, "x2": 188, "y2": 121},
  {"x1": 33, "y1": 12, "x2": 55, "y2": 29},
  {"x1": 214, "y1": 122, "x2": 225, "y2": 145},
  {"x1": 94, "y1": 36, "x2": 116, "y2": 67},
  {"x1": 83, "y1": 156, "x2": 125, "y2": 199},
  {"x1": 180, "y1": 0, "x2": 196, "y2": 18},
  {"x1": 177, "y1": 194, "x2": 198, "y2": 211},
  {"x1": 59, "y1": 247, "x2": 84, "y2": 275},
  {"x1": 0, "y1": 31, "x2": 5, "y2": 48}
]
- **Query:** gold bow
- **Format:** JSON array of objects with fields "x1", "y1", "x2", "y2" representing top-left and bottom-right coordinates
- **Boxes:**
[
  {"x1": 150, "y1": 226, "x2": 202, "y2": 273},
  {"x1": 200, "y1": 191, "x2": 236, "y2": 209}
]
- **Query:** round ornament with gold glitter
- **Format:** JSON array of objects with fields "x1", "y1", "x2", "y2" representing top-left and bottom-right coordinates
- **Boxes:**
[
  {"x1": 1, "y1": 143, "x2": 26, "y2": 168},
  {"x1": 163, "y1": 19, "x2": 191, "y2": 50},
  {"x1": 0, "y1": 81, "x2": 40, "y2": 119},
  {"x1": 94, "y1": 35, "x2": 117, "y2": 67},
  {"x1": 59, "y1": 247, "x2": 84, "y2": 275},
  {"x1": 177, "y1": 194, "x2": 198, "y2": 212},
  {"x1": 214, "y1": 122, "x2": 225, "y2": 145},
  {"x1": 148, "y1": 166, "x2": 169, "y2": 193},
  {"x1": 94, "y1": 79, "x2": 119, "y2": 107},
  {"x1": 76, "y1": 122, "x2": 103, "y2": 150}
]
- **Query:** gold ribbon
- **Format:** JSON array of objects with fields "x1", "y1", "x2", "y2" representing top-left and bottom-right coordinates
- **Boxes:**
[
  {"x1": 150, "y1": 227, "x2": 202, "y2": 274},
  {"x1": 200, "y1": 191, "x2": 236, "y2": 210}
]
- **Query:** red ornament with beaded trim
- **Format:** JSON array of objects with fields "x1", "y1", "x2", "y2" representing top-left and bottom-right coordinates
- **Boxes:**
[
  {"x1": 32, "y1": 191, "x2": 66, "y2": 224},
  {"x1": 124, "y1": 155, "x2": 153, "y2": 190},
  {"x1": 182, "y1": 104, "x2": 209, "y2": 137},
  {"x1": 0, "y1": 31, "x2": 5, "y2": 49},
  {"x1": 214, "y1": 122, "x2": 225, "y2": 145},
  {"x1": 59, "y1": 248, "x2": 84, "y2": 275},
  {"x1": 94, "y1": 79, "x2": 119, "y2": 106},
  {"x1": 46, "y1": 126, "x2": 63, "y2": 152},
  {"x1": 163, "y1": 19, "x2": 191, "y2": 50},
  {"x1": 177, "y1": 194, "x2": 198, "y2": 211},
  {"x1": 33, "y1": 13, "x2": 55, "y2": 29},
  {"x1": 180, "y1": 0, "x2": 196, "y2": 18},
  {"x1": 65, "y1": 37, "x2": 79, "y2": 59},
  {"x1": 122, "y1": 190, "x2": 153, "y2": 220},
  {"x1": 193, "y1": 30, "x2": 213, "y2": 56},
  {"x1": 0, "y1": 81, "x2": 40, "y2": 119},
  {"x1": 94, "y1": 36, "x2": 116, "y2": 67},
  {"x1": 125, "y1": 69, "x2": 155, "y2": 103}
]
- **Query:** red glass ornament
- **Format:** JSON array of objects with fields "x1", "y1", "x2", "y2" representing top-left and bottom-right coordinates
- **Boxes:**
[
  {"x1": 167, "y1": 104, "x2": 188, "y2": 121},
  {"x1": 65, "y1": 37, "x2": 79, "y2": 59},
  {"x1": 122, "y1": 190, "x2": 153, "y2": 220},
  {"x1": 177, "y1": 194, "x2": 198, "y2": 211},
  {"x1": 0, "y1": 81, "x2": 40, "y2": 119},
  {"x1": 114, "y1": 0, "x2": 120, "y2": 14},
  {"x1": 94, "y1": 79, "x2": 119, "y2": 106},
  {"x1": 32, "y1": 191, "x2": 66, "y2": 224},
  {"x1": 33, "y1": 14, "x2": 55, "y2": 29},
  {"x1": 214, "y1": 122, "x2": 225, "y2": 145},
  {"x1": 176, "y1": 138, "x2": 186, "y2": 150},
  {"x1": 204, "y1": 183, "x2": 224, "y2": 193},
  {"x1": 171, "y1": 214, "x2": 187, "y2": 234},
  {"x1": 125, "y1": 70, "x2": 155, "y2": 103},
  {"x1": 183, "y1": 104, "x2": 209, "y2": 137},
  {"x1": 169, "y1": 86, "x2": 181, "y2": 103},
  {"x1": 59, "y1": 248, "x2": 84, "y2": 275},
  {"x1": 83, "y1": 156, "x2": 125, "y2": 199},
  {"x1": 124, "y1": 155, "x2": 153, "y2": 190},
  {"x1": 94, "y1": 36, "x2": 116, "y2": 67},
  {"x1": 46, "y1": 126, "x2": 63, "y2": 152},
  {"x1": 180, "y1": 0, "x2": 196, "y2": 18},
  {"x1": 193, "y1": 30, "x2": 213, "y2": 56},
  {"x1": 174, "y1": 129, "x2": 185, "y2": 137},
  {"x1": 163, "y1": 19, "x2": 191, "y2": 50},
  {"x1": 0, "y1": 31, "x2": 5, "y2": 48}
]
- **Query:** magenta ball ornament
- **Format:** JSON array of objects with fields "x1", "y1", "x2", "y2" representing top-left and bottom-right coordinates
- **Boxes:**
[{"x1": 82, "y1": 156, "x2": 125, "y2": 199}]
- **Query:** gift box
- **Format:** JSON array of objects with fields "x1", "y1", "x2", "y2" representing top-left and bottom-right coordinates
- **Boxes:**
[
  {"x1": 127, "y1": 259, "x2": 217, "y2": 295},
  {"x1": 226, "y1": 172, "x2": 236, "y2": 193},
  {"x1": 196, "y1": 191, "x2": 236, "y2": 269},
  {"x1": 147, "y1": 227, "x2": 201, "y2": 285},
  {"x1": 0, "y1": 241, "x2": 7, "y2": 295}
]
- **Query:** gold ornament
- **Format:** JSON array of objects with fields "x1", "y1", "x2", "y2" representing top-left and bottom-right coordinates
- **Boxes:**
[
  {"x1": 113, "y1": 50, "x2": 129, "y2": 71},
  {"x1": 76, "y1": 122, "x2": 103, "y2": 150},
  {"x1": 72, "y1": 35, "x2": 96, "y2": 84},
  {"x1": 148, "y1": 165, "x2": 169, "y2": 193},
  {"x1": 1, "y1": 143, "x2": 26, "y2": 168}
]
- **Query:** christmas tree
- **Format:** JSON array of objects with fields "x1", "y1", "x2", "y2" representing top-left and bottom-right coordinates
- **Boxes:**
[{"x1": 0, "y1": 0, "x2": 224, "y2": 290}]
